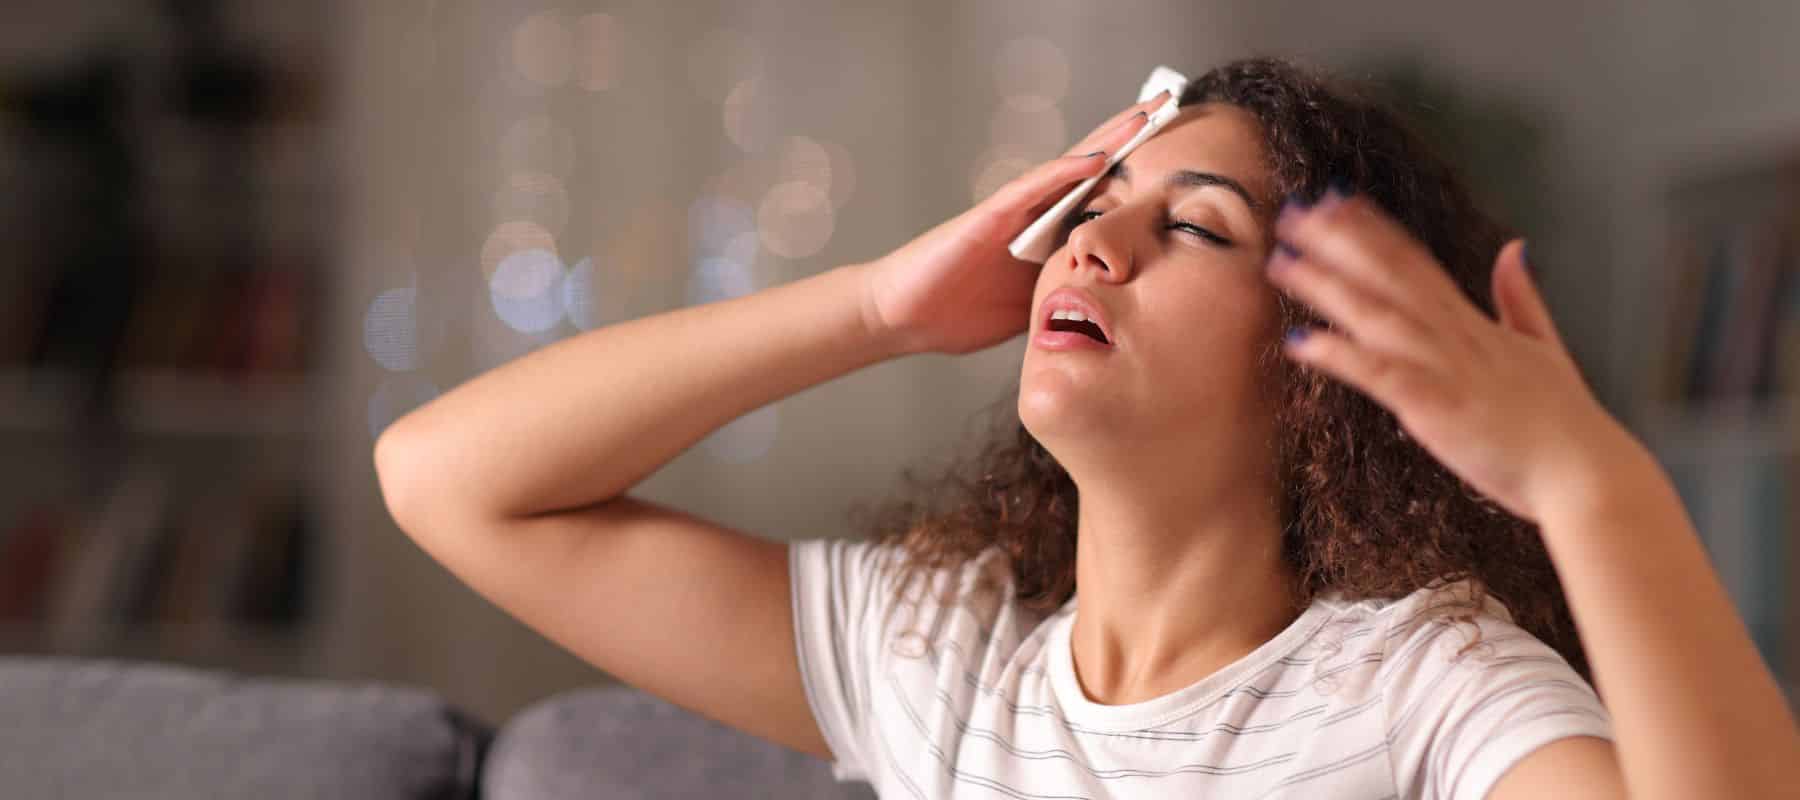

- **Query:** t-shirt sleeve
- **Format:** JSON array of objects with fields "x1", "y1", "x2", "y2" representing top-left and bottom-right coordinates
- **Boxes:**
[
  {"x1": 1383, "y1": 610, "x2": 1614, "y2": 800},
  {"x1": 788, "y1": 536, "x2": 908, "y2": 784}
]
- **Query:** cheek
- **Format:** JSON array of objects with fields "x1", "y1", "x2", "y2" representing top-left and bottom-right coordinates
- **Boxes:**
[{"x1": 1139, "y1": 283, "x2": 1278, "y2": 377}]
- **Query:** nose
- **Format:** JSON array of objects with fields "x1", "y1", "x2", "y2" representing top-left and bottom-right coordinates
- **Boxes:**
[{"x1": 1063, "y1": 206, "x2": 1136, "y2": 282}]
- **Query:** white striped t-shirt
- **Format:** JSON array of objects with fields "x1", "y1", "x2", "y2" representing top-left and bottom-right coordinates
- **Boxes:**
[{"x1": 789, "y1": 536, "x2": 1613, "y2": 799}]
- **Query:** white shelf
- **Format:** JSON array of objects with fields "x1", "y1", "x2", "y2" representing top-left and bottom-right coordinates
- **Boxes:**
[{"x1": 0, "y1": 368, "x2": 319, "y2": 438}]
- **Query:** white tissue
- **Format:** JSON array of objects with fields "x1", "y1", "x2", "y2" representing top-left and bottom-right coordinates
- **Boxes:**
[{"x1": 1007, "y1": 65, "x2": 1191, "y2": 263}]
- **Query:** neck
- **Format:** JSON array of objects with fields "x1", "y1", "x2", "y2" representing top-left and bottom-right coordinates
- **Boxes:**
[{"x1": 1064, "y1": 456, "x2": 1300, "y2": 706}]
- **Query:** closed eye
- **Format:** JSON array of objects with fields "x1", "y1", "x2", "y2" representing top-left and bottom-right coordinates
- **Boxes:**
[{"x1": 1064, "y1": 209, "x2": 1233, "y2": 246}]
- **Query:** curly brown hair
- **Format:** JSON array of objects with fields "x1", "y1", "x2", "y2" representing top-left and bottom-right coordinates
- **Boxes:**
[{"x1": 846, "y1": 56, "x2": 1592, "y2": 685}]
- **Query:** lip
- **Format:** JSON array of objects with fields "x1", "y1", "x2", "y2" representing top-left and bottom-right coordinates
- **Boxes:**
[{"x1": 1034, "y1": 286, "x2": 1116, "y2": 351}]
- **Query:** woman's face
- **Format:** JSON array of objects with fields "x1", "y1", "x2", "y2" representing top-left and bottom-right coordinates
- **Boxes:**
[{"x1": 1020, "y1": 102, "x2": 1285, "y2": 462}]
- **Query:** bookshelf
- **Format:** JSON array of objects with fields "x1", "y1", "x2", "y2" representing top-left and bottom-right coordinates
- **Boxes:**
[
  {"x1": 0, "y1": 3, "x2": 333, "y2": 679},
  {"x1": 1614, "y1": 108, "x2": 1800, "y2": 709}
]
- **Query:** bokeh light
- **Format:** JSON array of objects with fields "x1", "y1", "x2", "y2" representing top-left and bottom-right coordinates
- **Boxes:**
[
  {"x1": 994, "y1": 37, "x2": 1069, "y2": 112},
  {"x1": 773, "y1": 136, "x2": 832, "y2": 196},
  {"x1": 481, "y1": 220, "x2": 558, "y2": 281},
  {"x1": 364, "y1": 287, "x2": 422, "y2": 372},
  {"x1": 687, "y1": 255, "x2": 756, "y2": 307},
  {"x1": 489, "y1": 248, "x2": 567, "y2": 334},
  {"x1": 757, "y1": 181, "x2": 834, "y2": 259},
  {"x1": 562, "y1": 255, "x2": 600, "y2": 330},
  {"x1": 818, "y1": 139, "x2": 857, "y2": 210},
  {"x1": 574, "y1": 13, "x2": 620, "y2": 91},
  {"x1": 723, "y1": 78, "x2": 775, "y2": 153},
  {"x1": 510, "y1": 11, "x2": 572, "y2": 89},
  {"x1": 470, "y1": 291, "x2": 564, "y2": 372},
  {"x1": 689, "y1": 193, "x2": 757, "y2": 259},
  {"x1": 492, "y1": 171, "x2": 570, "y2": 236},
  {"x1": 368, "y1": 374, "x2": 441, "y2": 440}
]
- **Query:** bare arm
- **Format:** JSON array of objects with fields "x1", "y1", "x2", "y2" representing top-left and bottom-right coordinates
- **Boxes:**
[
  {"x1": 377, "y1": 261, "x2": 898, "y2": 520},
  {"x1": 1516, "y1": 441, "x2": 1800, "y2": 799},
  {"x1": 372, "y1": 98, "x2": 1157, "y2": 760}
]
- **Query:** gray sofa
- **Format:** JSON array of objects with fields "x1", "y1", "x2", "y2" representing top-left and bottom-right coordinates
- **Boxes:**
[{"x1": 0, "y1": 656, "x2": 876, "y2": 799}]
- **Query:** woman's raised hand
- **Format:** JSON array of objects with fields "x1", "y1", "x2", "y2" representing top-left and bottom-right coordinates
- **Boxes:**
[{"x1": 857, "y1": 91, "x2": 1170, "y2": 356}]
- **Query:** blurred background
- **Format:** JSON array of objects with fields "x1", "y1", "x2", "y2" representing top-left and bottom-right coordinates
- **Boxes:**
[{"x1": 1, "y1": 0, "x2": 1796, "y2": 727}]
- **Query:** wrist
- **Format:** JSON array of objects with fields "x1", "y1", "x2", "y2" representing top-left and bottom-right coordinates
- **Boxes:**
[
  {"x1": 843, "y1": 260, "x2": 919, "y2": 359},
  {"x1": 1533, "y1": 417, "x2": 1670, "y2": 530}
]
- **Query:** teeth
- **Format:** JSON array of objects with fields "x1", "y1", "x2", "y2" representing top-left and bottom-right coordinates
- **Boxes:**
[{"x1": 1050, "y1": 309, "x2": 1089, "y2": 323}]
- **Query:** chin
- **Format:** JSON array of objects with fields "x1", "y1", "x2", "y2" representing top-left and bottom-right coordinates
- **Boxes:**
[{"x1": 1017, "y1": 377, "x2": 1114, "y2": 445}]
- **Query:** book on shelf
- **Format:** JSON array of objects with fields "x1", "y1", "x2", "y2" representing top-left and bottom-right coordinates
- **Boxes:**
[
  {"x1": 1655, "y1": 160, "x2": 1800, "y2": 417},
  {"x1": 1, "y1": 257, "x2": 320, "y2": 381},
  {"x1": 43, "y1": 463, "x2": 174, "y2": 645},
  {"x1": 0, "y1": 504, "x2": 73, "y2": 623},
  {"x1": 0, "y1": 462, "x2": 317, "y2": 650}
]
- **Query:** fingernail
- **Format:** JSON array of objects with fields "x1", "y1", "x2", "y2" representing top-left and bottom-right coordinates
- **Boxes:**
[
  {"x1": 1326, "y1": 178, "x2": 1353, "y2": 199},
  {"x1": 1082, "y1": 150, "x2": 1106, "y2": 159},
  {"x1": 1521, "y1": 240, "x2": 1535, "y2": 277},
  {"x1": 1277, "y1": 197, "x2": 1309, "y2": 227},
  {"x1": 1285, "y1": 326, "x2": 1310, "y2": 344},
  {"x1": 1267, "y1": 241, "x2": 1300, "y2": 274}
]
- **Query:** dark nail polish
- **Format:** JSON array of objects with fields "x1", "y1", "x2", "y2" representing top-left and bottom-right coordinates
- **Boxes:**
[
  {"x1": 1276, "y1": 240, "x2": 1302, "y2": 259},
  {"x1": 1283, "y1": 191, "x2": 1315, "y2": 210},
  {"x1": 1326, "y1": 179, "x2": 1353, "y2": 199},
  {"x1": 1285, "y1": 326, "x2": 1310, "y2": 344},
  {"x1": 1521, "y1": 240, "x2": 1534, "y2": 277}
]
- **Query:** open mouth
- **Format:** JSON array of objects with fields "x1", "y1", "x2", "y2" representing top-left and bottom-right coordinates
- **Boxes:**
[{"x1": 1047, "y1": 315, "x2": 1110, "y2": 344}]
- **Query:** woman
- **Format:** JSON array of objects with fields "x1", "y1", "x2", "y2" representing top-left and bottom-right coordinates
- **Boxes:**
[{"x1": 374, "y1": 57, "x2": 1799, "y2": 798}]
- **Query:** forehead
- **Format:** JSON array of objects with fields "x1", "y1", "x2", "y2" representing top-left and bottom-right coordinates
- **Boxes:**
[{"x1": 1116, "y1": 102, "x2": 1273, "y2": 203}]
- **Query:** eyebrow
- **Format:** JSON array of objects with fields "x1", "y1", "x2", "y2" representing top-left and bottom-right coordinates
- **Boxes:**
[{"x1": 1106, "y1": 161, "x2": 1262, "y2": 212}]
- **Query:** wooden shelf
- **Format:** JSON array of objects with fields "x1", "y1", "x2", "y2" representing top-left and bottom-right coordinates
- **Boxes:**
[
  {"x1": 0, "y1": 621, "x2": 317, "y2": 675},
  {"x1": 0, "y1": 368, "x2": 319, "y2": 438}
]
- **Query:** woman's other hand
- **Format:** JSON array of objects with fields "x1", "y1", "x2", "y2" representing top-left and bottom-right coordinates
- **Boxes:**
[
  {"x1": 857, "y1": 91, "x2": 1170, "y2": 356},
  {"x1": 1267, "y1": 190, "x2": 1649, "y2": 523}
]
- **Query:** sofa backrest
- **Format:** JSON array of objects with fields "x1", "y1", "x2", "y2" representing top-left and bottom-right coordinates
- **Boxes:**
[
  {"x1": 0, "y1": 656, "x2": 488, "y2": 799},
  {"x1": 484, "y1": 684, "x2": 876, "y2": 800}
]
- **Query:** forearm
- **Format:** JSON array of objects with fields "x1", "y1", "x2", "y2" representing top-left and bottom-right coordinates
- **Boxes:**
[
  {"x1": 376, "y1": 261, "x2": 903, "y2": 519},
  {"x1": 1538, "y1": 438, "x2": 1800, "y2": 799}
]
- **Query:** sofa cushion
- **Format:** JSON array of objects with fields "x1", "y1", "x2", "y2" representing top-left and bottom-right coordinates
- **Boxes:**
[
  {"x1": 484, "y1": 684, "x2": 875, "y2": 800},
  {"x1": 0, "y1": 656, "x2": 489, "y2": 800}
]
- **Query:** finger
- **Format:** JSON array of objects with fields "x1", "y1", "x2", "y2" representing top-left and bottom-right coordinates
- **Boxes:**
[
  {"x1": 1491, "y1": 240, "x2": 1567, "y2": 351},
  {"x1": 1266, "y1": 241, "x2": 1448, "y2": 372},
  {"x1": 1282, "y1": 324, "x2": 1454, "y2": 418},
  {"x1": 1274, "y1": 191, "x2": 1472, "y2": 329},
  {"x1": 1063, "y1": 90, "x2": 1168, "y2": 157},
  {"x1": 984, "y1": 150, "x2": 1110, "y2": 227}
]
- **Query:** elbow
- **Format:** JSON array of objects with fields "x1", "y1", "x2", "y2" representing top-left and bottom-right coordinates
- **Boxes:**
[{"x1": 373, "y1": 426, "x2": 431, "y2": 533}]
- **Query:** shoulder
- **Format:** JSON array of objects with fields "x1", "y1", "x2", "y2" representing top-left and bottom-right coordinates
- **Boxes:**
[
  {"x1": 790, "y1": 536, "x2": 1026, "y2": 627},
  {"x1": 1368, "y1": 579, "x2": 1590, "y2": 700},
  {"x1": 1362, "y1": 580, "x2": 1613, "y2": 799}
]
